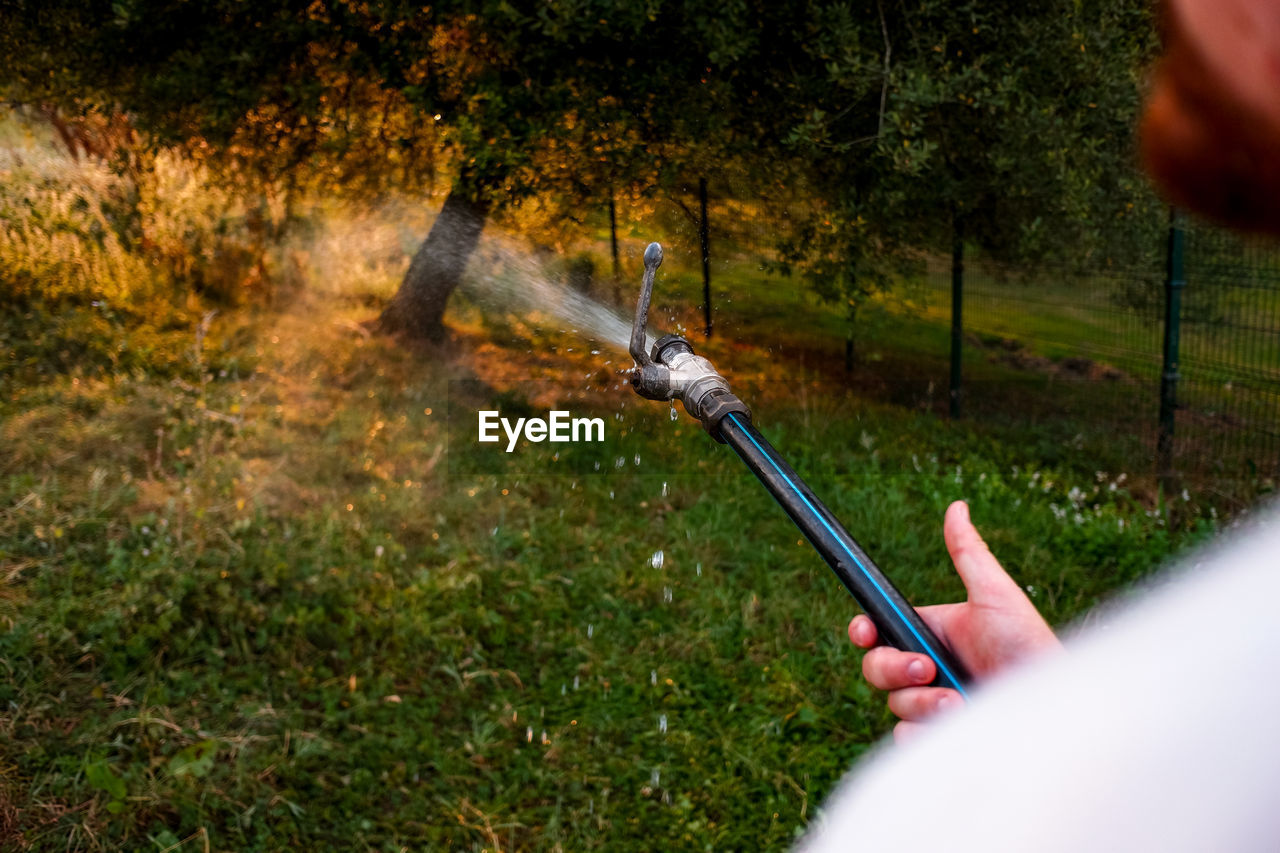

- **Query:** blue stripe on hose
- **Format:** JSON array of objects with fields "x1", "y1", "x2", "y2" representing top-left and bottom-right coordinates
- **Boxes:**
[{"x1": 723, "y1": 412, "x2": 969, "y2": 698}]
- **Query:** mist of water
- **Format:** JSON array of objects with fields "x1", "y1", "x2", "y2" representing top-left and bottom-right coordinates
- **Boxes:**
[{"x1": 461, "y1": 234, "x2": 656, "y2": 355}]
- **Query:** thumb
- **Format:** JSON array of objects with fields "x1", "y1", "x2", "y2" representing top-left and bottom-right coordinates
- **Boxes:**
[{"x1": 943, "y1": 501, "x2": 1023, "y2": 606}]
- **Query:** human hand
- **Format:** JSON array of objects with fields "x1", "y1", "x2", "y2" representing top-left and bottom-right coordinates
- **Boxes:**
[{"x1": 849, "y1": 500, "x2": 1061, "y2": 741}]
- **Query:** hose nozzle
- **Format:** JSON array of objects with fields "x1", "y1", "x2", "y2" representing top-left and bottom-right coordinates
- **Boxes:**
[{"x1": 627, "y1": 242, "x2": 750, "y2": 439}]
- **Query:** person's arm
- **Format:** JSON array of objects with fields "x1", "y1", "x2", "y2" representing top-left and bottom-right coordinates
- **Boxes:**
[{"x1": 848, "y1": 501, "x2": 1061, "y2": 741}]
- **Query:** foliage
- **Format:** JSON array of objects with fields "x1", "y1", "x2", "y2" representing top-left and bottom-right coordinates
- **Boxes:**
[
  {"x1": 773, "y1": 0, "x2": 1168, "y2": 311},
  {"x1": 1, "y1": 2, "x2": 1158, "y2": 247},
  {"x1": 0, "y1": 107, "x2": 341, "y2": 386},
  {"x1": 0, "y1": 122, "x2": 152, "y2": 304},
  {"x1": 1, "y1": 1, "x2": 1174, "y2": 341}
]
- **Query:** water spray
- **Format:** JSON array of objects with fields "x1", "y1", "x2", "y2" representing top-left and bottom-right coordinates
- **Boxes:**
[{"x1": 628, "y1": 242, "x2": 972, "y2": 696}]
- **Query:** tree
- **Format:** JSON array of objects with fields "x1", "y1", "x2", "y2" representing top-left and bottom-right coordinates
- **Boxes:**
[
  {"x1": 773, "y1": 1, "x2": 1163, "y2": 306},
  {"x1": 3, "y1": 0, "x2": 1161, "y2": 342},
  {"x1": 2, "y1": 1, "x2": 759, "y2": 340}
]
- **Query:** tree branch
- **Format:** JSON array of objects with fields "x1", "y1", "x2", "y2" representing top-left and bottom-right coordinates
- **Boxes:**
[
  {"x1": 878, "y1": 0, "x2": 893, "y2": 139},
  {"x1": 669, "y1": 192, "x2": 701, "y2": 228}
]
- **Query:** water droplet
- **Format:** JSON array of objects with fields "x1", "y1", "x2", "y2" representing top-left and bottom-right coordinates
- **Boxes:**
[
  {"x1": 587, "y1": 623, "x2": 594, "y2": 639},
  {"x1": 669, "y1": 406, "x2": 679, "y2": 422},
  {"x1": 573, "y1": 675, "x2": 580, "y2": 690},
  {"x1": 663, "y1": 586, "x2": 672, "y2": 603},
  {"x1": 658, "y1": 714, "x2": 667, "y2": 734},
  {"x1": 615, "y1": 456, "x2": 625, "y2": 469},
  {"x1": 650, "y1": 670, "x2": 657, "y2": 686},
  {"x1": 651, "y1": 768, "x2": 661, "y2": 786},
  {"x1": 661, "y1": 481, "x2": 668, "y2": 497},
  {"x1": 650, "y1": 550, "x2": 664, "y2": 570},
  {"x1": 541, "y1": 729, "x2": 548, "y2": 745},
  {"x1": 696, "y1": 562, "x2": 702, "y2": 577},
  {"x1": 633, "y1": 454, "x2": 641, "y2": 466},
  {"x1": 561, "y1": 683, "x2": 567, "y2": 695},
  {"x1": 526, "y1": 726, "x2": 533, "y2": 742}
]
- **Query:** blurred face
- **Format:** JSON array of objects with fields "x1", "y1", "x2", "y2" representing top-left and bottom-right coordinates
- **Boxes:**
[{"x1": 1141, "y1": 0, "x2": 1280, "y2": 235}]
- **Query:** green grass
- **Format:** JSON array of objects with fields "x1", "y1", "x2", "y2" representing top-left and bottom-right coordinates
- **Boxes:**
[{"x1": 1, "y1": 262, "x2": 1215, "y2": 850}]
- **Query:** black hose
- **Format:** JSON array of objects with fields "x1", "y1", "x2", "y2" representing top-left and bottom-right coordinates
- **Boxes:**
[{"x1": 718, "y1": 412, "x2": 973, "y2": 696}]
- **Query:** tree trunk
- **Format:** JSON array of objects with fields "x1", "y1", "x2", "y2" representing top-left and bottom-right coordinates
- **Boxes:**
[{"x1": 378, "y1": 188, "x2": 489, "y2": 342}]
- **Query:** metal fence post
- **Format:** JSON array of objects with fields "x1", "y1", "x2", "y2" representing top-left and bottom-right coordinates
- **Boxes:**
[
  {"x1": 950, "y1": 217, "x2": 964, "y2": 418},
  {"x1": 1158, "y1": 208, "x2": 1185, "y2": 489},
  {"x1": 699, "y1": 177, "x2": 712, "y2": 339},
  {"x1": 609, "y1": 190, "x2": 620, "y2": 280}
]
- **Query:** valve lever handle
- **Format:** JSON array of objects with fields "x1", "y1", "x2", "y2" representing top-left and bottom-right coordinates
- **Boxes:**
[{"x1": 630, "y1": 242, "x2": 663, "y2": 366}]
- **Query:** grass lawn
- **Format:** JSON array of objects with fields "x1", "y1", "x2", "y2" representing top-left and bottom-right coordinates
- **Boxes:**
[{"x1": 1, "y1": 242, "x2": 1219, "y2": 851}]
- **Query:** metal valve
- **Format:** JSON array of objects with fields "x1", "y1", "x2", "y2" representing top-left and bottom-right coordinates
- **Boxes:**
[{"x1": 628, "y1": 242, "x2": 750, "y2": 440}]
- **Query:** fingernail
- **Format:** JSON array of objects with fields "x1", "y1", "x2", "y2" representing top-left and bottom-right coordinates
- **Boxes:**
[
  {"x1": 907, "y1": 660, "x2": 928, "y2": 682},
  {"x1": 937, "y1": 694, "x2": 955, "y2": 711}
]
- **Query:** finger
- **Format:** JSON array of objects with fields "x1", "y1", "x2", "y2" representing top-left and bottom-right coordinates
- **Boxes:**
[
  {"x1": 848, "y1": 614, "x2": 879, "y2": 648},
  {"x1": 887, "y1": 687, "x2": 963, "y2": 722},
  {"x1": 893, "y1": 720, "x2": 925, "y2": 745},
  {"x1": 862, "y1": 646, "x2": 936, "y2": 691},
  {"x1": 851, "y1": 604, "x2": 963, "y2": 650},
  {"x1": 943, "y1": 501, "x2": 1022, "y2": 604}
]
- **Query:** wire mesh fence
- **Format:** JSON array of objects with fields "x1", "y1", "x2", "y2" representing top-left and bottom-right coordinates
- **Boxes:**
[
  {"x1": 598, "y1": 178, "x2": 1280, "y2": 496},
  {"x1": 915, "y1": 219, "x2": 1280, "y2": 492},
  {"x1": 1178, "y1": 225, "x2": 1280, "y2": 479}
]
